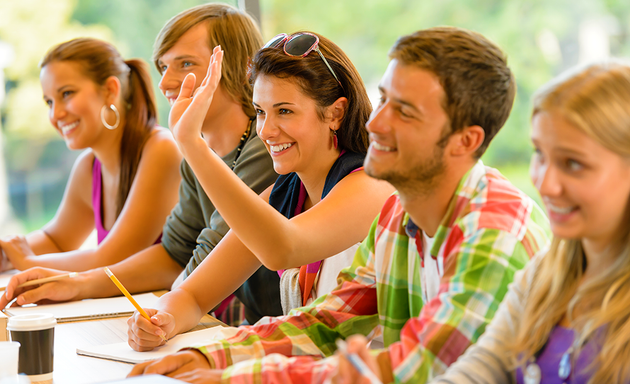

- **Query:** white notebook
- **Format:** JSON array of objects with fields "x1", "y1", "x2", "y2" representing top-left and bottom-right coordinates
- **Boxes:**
[
  {"x1": 76, "y1": 326, "x2": 239, "y2": 364},
  {"x1": 2, "y1": 293, "x2": 160, "y2": 323}
]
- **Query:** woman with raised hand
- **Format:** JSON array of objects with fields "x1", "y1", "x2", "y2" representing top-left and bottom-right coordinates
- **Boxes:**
[
  {"x1": 0, "y1": 38, "x2": 181, "y2": 272},
  {"x1": 334, "y1": 61, "x2": 630, "y2": 384},
  {"x1": 127, "y1": 31, "x2": 394, "y2": 351}
]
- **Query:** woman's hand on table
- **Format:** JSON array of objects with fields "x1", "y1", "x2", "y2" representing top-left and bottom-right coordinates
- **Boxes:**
[
  {"x1": 127, "y1": 308, "x2": 175, "y2": 351},
  {"x1": 0, "y1": 235, "x2": 36, "y2": 271},
  {"x1": 0, "y1": 267, "x2": 82, "y2": 308}
]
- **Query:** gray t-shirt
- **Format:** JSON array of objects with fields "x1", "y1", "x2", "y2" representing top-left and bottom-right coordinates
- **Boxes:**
[{"x1": 161, "y1": 128, "x2": 277, "y2": 277}]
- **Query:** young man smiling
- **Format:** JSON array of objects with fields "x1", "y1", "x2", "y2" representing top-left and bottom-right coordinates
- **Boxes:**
[{"x1": 129, "y1": 27, "x2": 550, "y2": 384}]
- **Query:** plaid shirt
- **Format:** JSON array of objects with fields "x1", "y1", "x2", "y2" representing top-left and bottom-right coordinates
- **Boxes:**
[{"x1": 196, "y1": 161, "x2": 550, "y2": 383}]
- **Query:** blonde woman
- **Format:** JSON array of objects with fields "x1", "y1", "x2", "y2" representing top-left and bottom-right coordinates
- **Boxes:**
[{"x1": 336, "y1": 61, "x2": 630, "y2": 384}]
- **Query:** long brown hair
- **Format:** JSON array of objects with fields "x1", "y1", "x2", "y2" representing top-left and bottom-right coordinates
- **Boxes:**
[
  {"x1": 249, "y1": 32, "x2": 371, "y2": 154},
  {"x1": 153, "y1": 3, "x2": 262, "y2": 118},
  {"x1": 512, "y1": 61, "x2": 630, "y2": 383},
  {"x1": 41, "y1": 38, "x2": 158, "y2": 218}
]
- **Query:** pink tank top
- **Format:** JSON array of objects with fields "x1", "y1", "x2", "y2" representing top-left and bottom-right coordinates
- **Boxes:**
[{"x1": 92, "y1": 158, "x2": 161, "y2": 245}]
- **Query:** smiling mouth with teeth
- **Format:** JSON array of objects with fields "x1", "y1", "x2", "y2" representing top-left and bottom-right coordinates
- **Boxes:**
[
  {"x1": 372, "y1": 141, "x2": 396, "y2": 152},
  {"x1": 59, "y1": 121, "x2": 79, "y2": 135},
  {"x1": 269, "y1": 143, "x2": 293, "y2": 153},
  {"x1": 547, "y1": 203, "x2": 577, "y2": 215}
]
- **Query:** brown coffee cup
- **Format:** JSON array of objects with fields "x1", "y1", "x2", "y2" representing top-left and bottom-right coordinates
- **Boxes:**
[{"x1": 7, "y1": 313, "x2": 56, "y2": 381}]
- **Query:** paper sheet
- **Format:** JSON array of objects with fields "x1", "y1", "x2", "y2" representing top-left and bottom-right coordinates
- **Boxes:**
[
  {"x1": 76, "y1": 326, "x2": 239, "y2": 364},
  {"x1": 2, "y1": 293, "x2": 160, "y2": 322},
  {"x1": 0, "y1": 270, "x2": 17, "y2": 289}
]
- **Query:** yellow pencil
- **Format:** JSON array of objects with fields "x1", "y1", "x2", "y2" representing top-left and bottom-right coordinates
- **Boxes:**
[
  {"x1": 0, "y1": 272, "x2": 79, "y2": 291},
  {"x1": 103, "y1": 267, "x2": 167, "y2": 342}
]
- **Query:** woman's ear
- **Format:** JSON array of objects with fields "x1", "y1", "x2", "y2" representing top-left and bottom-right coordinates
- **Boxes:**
[
  {"x1": 328, "y1": 97, "x2": 348, "y2": 125},
  {"x1": 103, "y1": 76, "x2": 122, "y2": 105}
]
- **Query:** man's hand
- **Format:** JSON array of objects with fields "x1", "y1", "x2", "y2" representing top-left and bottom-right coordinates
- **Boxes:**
[
  {"x1": 330, "y1": 335, "x2": 383, "y2": 384},
  {"x1": 127, "y1": 350, "x2": 212, "y2": 377}
]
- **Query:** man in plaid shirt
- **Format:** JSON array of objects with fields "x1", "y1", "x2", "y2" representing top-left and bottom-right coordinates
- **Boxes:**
[{"x1": 130, "y1": 27, "x2": 550, "y2": 383}]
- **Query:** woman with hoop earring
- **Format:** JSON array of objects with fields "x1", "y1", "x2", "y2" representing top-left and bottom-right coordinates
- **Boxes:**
[{"x1": 0, "y1": 38, "x2": 182, "y2": 272}]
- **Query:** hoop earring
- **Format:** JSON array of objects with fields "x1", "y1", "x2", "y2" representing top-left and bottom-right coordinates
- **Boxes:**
[{"x1": 100, "y1": 104, "x2": 120, "y2": 130}]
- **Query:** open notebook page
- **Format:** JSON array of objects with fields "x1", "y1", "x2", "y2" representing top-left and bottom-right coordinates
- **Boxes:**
[
  {"x1": 2, "y1": 293, "x2": 160, "y2": 322},
  {"x1": 76, "y1": 326, "x2": 240, "y2": 364}
]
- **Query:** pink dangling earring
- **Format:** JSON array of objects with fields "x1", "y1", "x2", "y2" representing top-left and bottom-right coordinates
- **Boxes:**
[{"x1": 331, "y1": 129, "x2": 338, "y2": 149}]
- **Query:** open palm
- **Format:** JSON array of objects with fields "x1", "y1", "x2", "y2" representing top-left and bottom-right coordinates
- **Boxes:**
[{"x1": 169, "y1": 46, "x2": 224, "y2": 146}]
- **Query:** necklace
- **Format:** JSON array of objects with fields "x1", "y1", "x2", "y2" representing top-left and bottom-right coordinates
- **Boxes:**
[
  {"x1": 524, "y1": 339, "x2": 576, "y2": 384},
  {"x1": 230, "y1": 119, "x2": 253, "y2": 169}
]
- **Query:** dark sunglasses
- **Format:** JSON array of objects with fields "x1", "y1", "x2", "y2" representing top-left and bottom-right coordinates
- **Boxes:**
[{"x1": 264, "y1": 32, "x2": 344, "y2": 90}]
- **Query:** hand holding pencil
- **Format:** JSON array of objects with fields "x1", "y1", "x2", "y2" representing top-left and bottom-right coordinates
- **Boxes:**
[
  {"x1": 330, "y1": 336, "x2": 384, "y2": 384},
  {"x1": 0, "y1": 267, "x2": 84, "y2": 309},
  {"x1": 103, "y1": 267, "x2": 169, "y2": 345}
]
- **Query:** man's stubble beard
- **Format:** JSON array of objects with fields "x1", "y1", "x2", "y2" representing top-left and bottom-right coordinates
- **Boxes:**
[{"x1": 366, "y1": 144, "x2": 447, "y2": 197}]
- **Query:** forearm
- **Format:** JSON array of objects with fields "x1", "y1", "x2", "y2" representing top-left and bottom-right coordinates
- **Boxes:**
[
  {"x1": 154, "y1": 288, "x2": 204, "y2": 337},
  {"x1": 65, "y1": 244, "x2": 183, "y2": 300},
  {"x1": 19, "y1": 248, "x2": 100, "y2": 271},
  {"x1": 182, "y1": 140, "x2": 295, "y2": 263},
  {"x1": 26, "y1": 230, "x2": 63, "y2": 255},
  {"x1": 101, "y1": 244, "x2": 183, "y2": 295}
]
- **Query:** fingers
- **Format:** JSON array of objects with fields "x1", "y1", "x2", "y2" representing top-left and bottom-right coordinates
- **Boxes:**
[
  {"x1": 127, "y1": 351, "x2": 200, "y2": 377},
  {"x1": 127, "y1": 309, "x2": 170, "y2": 351},
  {"x1": 1, "y1": 268, "x2": 60, "y2": 307},
  {"x1": 200, "y1": 46, "x2": 223, "y2": 90},
  {"x1": 179, "y1": 73, "x2": 196, "y2": 100}
]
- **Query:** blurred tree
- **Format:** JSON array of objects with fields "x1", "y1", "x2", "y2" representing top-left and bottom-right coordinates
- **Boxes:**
[
  {"x1": 259, "y1": 0, "x2": 629, "y2": 199},
  {"x1": 1, "y1": 0, "x2": 629, "y2": 229}
]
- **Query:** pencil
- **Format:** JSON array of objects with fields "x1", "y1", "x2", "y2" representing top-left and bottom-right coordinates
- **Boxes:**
[
  {"x1": 0, "y1": 272, "x2": 79, "y2": 291},
  {"x1": 103, "y1": 267, "x2": 167, "y2": 342},
  {"x1": 335, "y1": 339, "x2": 382, "y2": 384}
]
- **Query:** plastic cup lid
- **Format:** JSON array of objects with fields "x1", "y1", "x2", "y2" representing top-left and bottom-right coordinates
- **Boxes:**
[{"x1": 7, "y1": 313, "x2": 56, "y2": 331}]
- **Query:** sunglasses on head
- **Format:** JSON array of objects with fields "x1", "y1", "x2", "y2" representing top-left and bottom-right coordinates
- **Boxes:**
[{"x1": 263, "y1": 32, "x2": 344, "y2": 91}]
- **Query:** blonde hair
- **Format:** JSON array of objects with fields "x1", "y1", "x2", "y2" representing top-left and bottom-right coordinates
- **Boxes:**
[
  {"x1": 512, "y1": 61, "x2": 630, "y2": 383},
  {"x1": 152, "y1": 3, "x2": 263, "y2": 118}
]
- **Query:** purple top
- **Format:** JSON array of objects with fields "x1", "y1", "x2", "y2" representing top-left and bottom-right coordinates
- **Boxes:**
[
  {"x1": 92, "y1": 158, "x2": 161, "y2": 245},
  {"x1": 516, "y1": 326, "x2": 600, "y2": 384}
]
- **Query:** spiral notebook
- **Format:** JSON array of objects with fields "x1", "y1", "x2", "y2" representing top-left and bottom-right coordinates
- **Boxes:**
[
  {"x1": 76, "y1": 326, "x2": 239, "y2": 364},
  {"x1": 2, "y1": 293, "x2": 160, "y2": 323}
]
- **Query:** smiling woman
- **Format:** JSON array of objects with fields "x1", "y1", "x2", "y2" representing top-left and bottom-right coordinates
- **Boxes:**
[
  {"x1": 0, "y1": 38, "x2": 182, "y2": 272},
  {"x1": 125, "y1": 31, "x2": 395, "y2": 354},
  {"x1": 428, "y1": 60, "x2": 630, "y2": 384}
]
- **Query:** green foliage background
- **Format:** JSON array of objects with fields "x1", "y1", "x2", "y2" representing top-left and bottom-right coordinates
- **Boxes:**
[{"x1": 1, "y1": 0, "x2": 629, "y2": 229}]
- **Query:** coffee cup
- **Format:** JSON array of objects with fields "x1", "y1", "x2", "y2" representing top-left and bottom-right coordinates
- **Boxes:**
[{"x1": 7, "y1": 313, "x2": 56, "y2": 381}]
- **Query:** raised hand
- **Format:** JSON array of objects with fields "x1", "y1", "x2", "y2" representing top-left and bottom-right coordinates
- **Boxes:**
[
  {"x1": 169, "y1": 46, "x2": 224, "y2": 149},
  {"x1": 127, "y1": 308, "x2": 175, "y2": 351}
]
